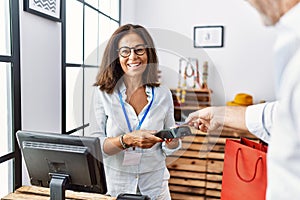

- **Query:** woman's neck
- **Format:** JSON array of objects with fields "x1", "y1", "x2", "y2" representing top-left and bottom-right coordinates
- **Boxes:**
[
  {"x1": 124, "y1": 76, "x2": 143, "y2": 92},
  {"x1": 124, "y1": 77, "x2": 147, "y2": 115}
]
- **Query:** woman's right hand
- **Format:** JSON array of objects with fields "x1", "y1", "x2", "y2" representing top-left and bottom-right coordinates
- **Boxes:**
[{"x1": 123, "y1": 130, "x2": 163, "y2": 149}]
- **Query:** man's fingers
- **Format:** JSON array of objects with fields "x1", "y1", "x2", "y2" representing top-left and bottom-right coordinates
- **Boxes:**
[{"x1": 185, "y1": 110, "x2": 200, "y2": 122}]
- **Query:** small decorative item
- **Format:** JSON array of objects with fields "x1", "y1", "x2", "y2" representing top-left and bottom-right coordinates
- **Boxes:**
[
  {"x1": 24, "y1": 0, "x2": 62, "y2": 22},
  {"x1": 194, "y1": 26, "x2": 224, "y2": 48},
  {"x1": 176, "y1": 58, "x2": 186, "y2": 104},
  {"x1": 201, "y1": 61, "x2": 208, "y2": 89},
  {"x1": 188, "y1": 58, "x2": 200, "y2": 88},
  {"x1": 176, "y1": 58, "x2": 201, "y2": 104}
]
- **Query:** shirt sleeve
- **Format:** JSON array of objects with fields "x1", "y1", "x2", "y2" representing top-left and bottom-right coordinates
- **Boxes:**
[
  {"x1": 163, "y1": 88, "x2": 176, "y2": 128},
  {"x1": 245, "y1": 101, "x2": 278, "y2": 143},
  {"x1": 86, "y1": 87, "x2": 109, "y2": 157},
  {"x1": 161, "y1": 87, "x2": 182, "y2": 155}
]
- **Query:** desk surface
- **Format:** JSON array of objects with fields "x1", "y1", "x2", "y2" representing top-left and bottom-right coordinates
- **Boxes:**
[{"x1": 1, "y1": 186, "x2": 116, "y2": 200}]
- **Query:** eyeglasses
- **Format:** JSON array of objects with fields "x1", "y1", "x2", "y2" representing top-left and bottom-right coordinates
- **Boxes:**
[{"x1": 117, "y1": 44, "x2": 147, "y2": 58}]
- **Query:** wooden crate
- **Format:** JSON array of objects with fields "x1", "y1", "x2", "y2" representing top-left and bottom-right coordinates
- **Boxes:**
[{"x1": 167, "y1": 127, "x2": 258, "y2": 199}]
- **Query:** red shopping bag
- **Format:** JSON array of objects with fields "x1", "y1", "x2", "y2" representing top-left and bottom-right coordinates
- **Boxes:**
[{"x1": 221, "y1": 138, "x2": 268, "y2": 200}]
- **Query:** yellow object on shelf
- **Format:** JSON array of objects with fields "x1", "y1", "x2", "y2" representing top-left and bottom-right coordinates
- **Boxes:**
[{"x1": 226, "y1": 93, "x2": 253, "y2": 106}]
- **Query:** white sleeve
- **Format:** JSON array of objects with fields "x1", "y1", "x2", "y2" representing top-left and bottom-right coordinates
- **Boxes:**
[
  {"x1": 161, "y1": 88, "x2": 182, "y2": 155},
  {"x1": 164, "y1": 88, "x2": 176, "y2": 128},
  {"x1": 86, "y1": 87, "x2": 109, "y2": 157},
  {"x1": 245, "y1": 101, "x2": 278, "y2": 143}
]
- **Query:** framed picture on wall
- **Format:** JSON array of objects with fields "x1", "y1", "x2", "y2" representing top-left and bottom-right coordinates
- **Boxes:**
[
  {"x1": 194, "y1": 26, "x2": 224, "y2": 48},
  {"x1": 24, "y1": 0, "x2": 61, "y2": 22}
]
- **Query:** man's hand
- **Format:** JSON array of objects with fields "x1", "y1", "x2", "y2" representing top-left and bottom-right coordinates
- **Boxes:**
[
  {"x1": 185, "y1": 107, "x2": 226, "y2": 132},
  {"x1": 185, "y1": 106, "x2": 248, "y2": 132}
]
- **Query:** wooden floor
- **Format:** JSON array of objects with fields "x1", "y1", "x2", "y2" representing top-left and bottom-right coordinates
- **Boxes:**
[{"x1": 167, "y1": 126, "x2": 258, "y2": 199}]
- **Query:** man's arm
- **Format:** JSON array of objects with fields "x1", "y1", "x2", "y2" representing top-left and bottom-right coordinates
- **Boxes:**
[
  {"x1": 185, "y1": 102, "x2": 277, "y2": 143},
  {"x1": 185, "y1": 106, "x2": 248, "y2": 132}
]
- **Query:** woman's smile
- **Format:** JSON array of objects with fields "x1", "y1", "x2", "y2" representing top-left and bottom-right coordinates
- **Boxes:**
[{"x1": 127, "y1": 62, "x2": 143, "y2": 69}]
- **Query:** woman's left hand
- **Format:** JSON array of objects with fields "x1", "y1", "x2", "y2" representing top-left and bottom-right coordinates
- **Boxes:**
[{"x1": 124, "y1": 130, "x2": 163, "y2": 149}]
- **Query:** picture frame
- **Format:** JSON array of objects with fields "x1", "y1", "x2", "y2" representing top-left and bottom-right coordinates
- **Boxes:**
[
  {"x1": 193, "y1": 26, "x2": 224, "y2": 48},
  {"x1": 23, "y1": 0, "x2": 61, "y2": 22}
]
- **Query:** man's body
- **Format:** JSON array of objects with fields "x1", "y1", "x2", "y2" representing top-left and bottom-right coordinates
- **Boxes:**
[{"x1": 186, "y1": 0, "x2": 300, "y2": 199}]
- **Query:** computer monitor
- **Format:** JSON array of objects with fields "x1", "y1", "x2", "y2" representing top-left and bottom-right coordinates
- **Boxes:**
[{"x1": 16, "y1": 130, "x2": 107, "y2": 200}]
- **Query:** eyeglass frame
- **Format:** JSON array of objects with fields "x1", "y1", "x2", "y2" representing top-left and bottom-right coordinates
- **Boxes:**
[{"x1": 117, "y1": 44, "x2": 148, "y2": 58}]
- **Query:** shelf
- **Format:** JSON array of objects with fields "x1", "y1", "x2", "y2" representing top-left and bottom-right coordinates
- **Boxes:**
[{"x1": 170, "y1": 88, "x2": 211, "y2": 121}]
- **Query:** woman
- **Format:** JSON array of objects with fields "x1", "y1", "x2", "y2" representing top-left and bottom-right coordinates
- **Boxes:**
[{"x1": 88, "y1": 24, "x2": 181, "y2": 199}]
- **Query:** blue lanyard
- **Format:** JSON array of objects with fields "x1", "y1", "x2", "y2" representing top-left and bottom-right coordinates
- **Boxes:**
[{"x1": 118, "y1": 87, "x2": 154, "y2": 132}]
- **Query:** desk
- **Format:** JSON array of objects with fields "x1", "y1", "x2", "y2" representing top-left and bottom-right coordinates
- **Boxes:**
[{"x1": 1, "y1": 186, "x2": 116, "y2": 200}]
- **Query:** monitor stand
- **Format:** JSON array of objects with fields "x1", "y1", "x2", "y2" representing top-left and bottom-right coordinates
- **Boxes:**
[{"x1": 49, "y1": 173, "x2": 70, "y2": 200}]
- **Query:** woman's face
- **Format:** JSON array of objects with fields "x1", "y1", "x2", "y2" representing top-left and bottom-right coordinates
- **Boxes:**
[{"x1": 118, "y1": 32, "x2": 148, "y2": 79}]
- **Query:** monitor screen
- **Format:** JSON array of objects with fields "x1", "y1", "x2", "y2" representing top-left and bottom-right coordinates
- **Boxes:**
[{"x1": 16, "y1": 130, "x2": 107, "y2": 197}]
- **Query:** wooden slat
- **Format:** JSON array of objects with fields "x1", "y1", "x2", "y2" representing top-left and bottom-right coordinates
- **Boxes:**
[
  {"x1": 166, "y1": 157, "x2": 207, "y2": 172},
  {"x1": 169, "y1": 185, "x2": 205, "y2": 195},
  {"x1": 170, "y1": 89, "x2": 210, "y2": 102},
  {"x1": 169, "y1": 178, "x2": 206, "y2": 188},
  {"x1": 206, "y1": 181, "x2": 222, "y2": 190},
  {"x1": 179, "y1": 101, "x2": 210, "y2": 107},
  {"x1": 169, "y1": 170, "x2": 206, "y2": 180},
  {"x1": 171, "y1": 192, "x2": 206, "y2": 200},
  {"x1": 206, "y1": 152, "x2": 225, "y2": 160},
  {"x1": 182, "y1": 135, "x2": 208, "y2": 143},
  {"x1": 207, "y1": 137, "x2": 227, "y2": 145},
  {"x1": 206, "y1": 189, "x2": 222, "y2": 198},
  {"x1": 206, "y1": 173, "x2": 223, "y2": 182},
  {"x1": 206, "y1": 195, "x2": 221, "y2": 200},
  {"x1": 173, "y1": 149, "x2": 207, "y2": 158},
  {"x1": 206, "y1": 160, "x2": 224, "y2": 174},
  {"x1": 181, "y1": 142, "x2": 203, "y2": 150},
  {"x1": 208, "y1": 143, "x2": 225, "y2": 152}
]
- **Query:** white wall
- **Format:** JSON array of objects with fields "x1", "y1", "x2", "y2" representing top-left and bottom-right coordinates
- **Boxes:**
[
  {"x1": 121, "y1": 0, "x2": 277, "y2": 105},
  {"x1": 19, "y1": 0, "x2": 62, "y2": 185}
]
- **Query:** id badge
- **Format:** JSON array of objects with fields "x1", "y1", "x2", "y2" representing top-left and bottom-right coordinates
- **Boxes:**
[{"x1": 122, "y1": 151, "x2": 142, "y2": 166}]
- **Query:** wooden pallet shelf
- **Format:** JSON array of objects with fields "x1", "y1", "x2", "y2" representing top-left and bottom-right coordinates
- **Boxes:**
[
  {"x1": 167, "y1": 127, "x2": 257, "y2": 199},
  {"x1": 168, "y1": 88, "x2": 258, "y2": 199}
]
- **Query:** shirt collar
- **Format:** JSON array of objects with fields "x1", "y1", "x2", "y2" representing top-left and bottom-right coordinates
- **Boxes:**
[
  {"x1": 116, "y1": 80, "x2": 153, "y2": 97},
  {"x1": 277, "y1": 3, "x2": 300, "y2": 37}
]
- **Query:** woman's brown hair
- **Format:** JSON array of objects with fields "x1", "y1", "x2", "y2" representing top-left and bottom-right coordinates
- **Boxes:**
[{"x1": 94, "y1": 24, "x2": 160, "y2": 94}]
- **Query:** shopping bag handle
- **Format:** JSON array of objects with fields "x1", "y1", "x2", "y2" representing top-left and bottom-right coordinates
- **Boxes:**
[{"x1": 235, "y1": 148, "x2": 263, "y2": 182}]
